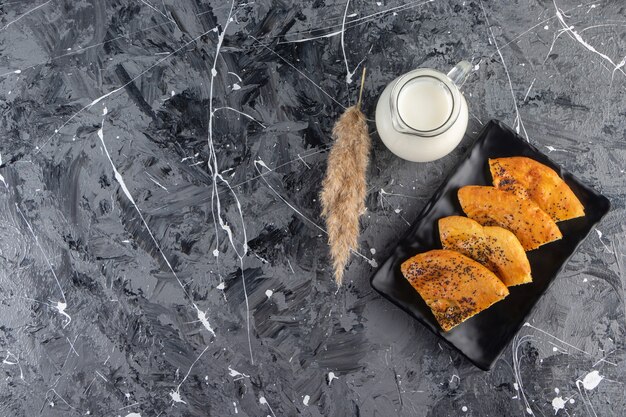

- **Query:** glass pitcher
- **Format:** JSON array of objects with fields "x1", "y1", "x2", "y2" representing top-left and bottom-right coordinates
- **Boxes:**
[{"x1": 375, "y1": 61, "x2": 472, "y2": 162}]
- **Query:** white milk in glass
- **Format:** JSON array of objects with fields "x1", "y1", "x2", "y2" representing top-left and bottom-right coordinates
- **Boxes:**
[
  {"x1": 396, "y1": 77, "x2": 453, "y2": 132},
  {"x1": 375, "y1": 63, "x2": 470, "y2": 163}
]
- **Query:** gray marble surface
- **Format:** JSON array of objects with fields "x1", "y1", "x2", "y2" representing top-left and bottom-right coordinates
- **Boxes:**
[{"x1": 0, "y1": 0, "x2": 624, "y2": 416}]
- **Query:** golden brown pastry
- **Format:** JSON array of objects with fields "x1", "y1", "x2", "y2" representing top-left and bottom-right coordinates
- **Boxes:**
[
  {"x1": 438, "y1": 216, "x2": 532, "y2": 286},
  {"x1": 401, "y1": 249, "x2": 509, "y2": 331},
  {"x1": 458, "y1": 186, "x2": 562, "y2": 251},
  {"x1": 489, "y1": 157, "x2": 584, "y2": 222}
]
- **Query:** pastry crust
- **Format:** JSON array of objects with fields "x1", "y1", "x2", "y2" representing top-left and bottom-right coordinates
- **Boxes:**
[
  {"x1": 401, "y1": 249, "x2": 509, "y2": 331},
  {"x1": 489, "y1": 157, "x2": 585, "y2": 222},
  {"x1": 458, "y1": 186, "x2": 562, "y2": 251},
  {"x1": 439, "y1": 216, "x2": 532, "y2": 286}
]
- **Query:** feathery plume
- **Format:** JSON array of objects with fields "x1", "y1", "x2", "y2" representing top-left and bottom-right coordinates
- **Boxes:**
[{"x1": 320, "y1": 69, "x2": 371, "y2": 285}]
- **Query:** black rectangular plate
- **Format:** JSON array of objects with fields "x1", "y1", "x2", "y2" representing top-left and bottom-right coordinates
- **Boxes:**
[{"x1": 370, "y1": 120, "x2": 611, "y2": 371}]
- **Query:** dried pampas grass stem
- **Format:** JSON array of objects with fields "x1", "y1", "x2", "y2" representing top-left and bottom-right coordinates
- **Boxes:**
[{"x1": 320, "y1": 68, "x2": 371, "y2": 285}]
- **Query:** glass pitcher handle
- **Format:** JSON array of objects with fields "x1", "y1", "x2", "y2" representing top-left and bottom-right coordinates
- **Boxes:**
[{"x1": 447, "y1": 60, "x2": 472, "y2": 88}]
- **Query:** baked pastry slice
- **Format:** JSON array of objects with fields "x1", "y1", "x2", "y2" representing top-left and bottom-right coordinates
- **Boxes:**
[
  {"x1": 489, "y1": 157, "x2": 584, "y2": 222},
  {"x1": 458, "y1": 185, "x2": 562, "y2": 251},
  {"x1": 401, "y1": 249, "x2": 509, "y2": 331},
  {"x1": 438, "y1": 216, "x2": 532, "y2": 286}
]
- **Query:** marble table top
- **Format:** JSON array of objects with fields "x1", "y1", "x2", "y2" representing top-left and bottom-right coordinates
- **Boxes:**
[{"x1": 0, "y1": 0, "x2": 624, "y2": 416}]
